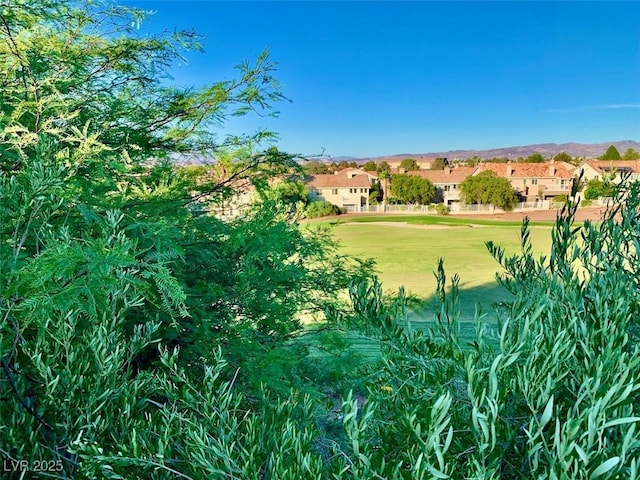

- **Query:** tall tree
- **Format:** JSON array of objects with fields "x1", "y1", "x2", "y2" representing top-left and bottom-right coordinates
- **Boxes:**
[
  {"x1": 377, "y1": 160, "x2": 391, "y2": 174},
  {"x1": 0, "y1": 2, "x2": 368, "y2": 475},
  {"x1": 400, "y1": 158, "x2": 419, "y2": 171},
  {"x1": 460, "y1": 171, "x2": 519, "y2": 210},
  {"x1": 523, "y1": 152, "x2": 546, "y2": 163},
  {"x1": 362, "y1": 160, "x2": 377, "y2": 172},
  {"x1": 303, "y1": 160, "x2": 330, "y2": 174},
  {"x1": 553, "y1": 151, "x2": 575, "y2": 164},
  {"x1": 622, "y1": 148, "x2": 640, "y2": 160},
  {"x1": 390, "y1": 174, "x2": 435, "y2": 204},
  {"x1": 600, "y1": 145, "x2": 622, "y2": 160},
  {"x1": 430, "y1": 158, "x2": 448, "y2": 170}
]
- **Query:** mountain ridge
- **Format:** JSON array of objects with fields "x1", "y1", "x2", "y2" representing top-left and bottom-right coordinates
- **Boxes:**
[{"x1": 329, "y1": 140, "x2": 640, "y2": 163}]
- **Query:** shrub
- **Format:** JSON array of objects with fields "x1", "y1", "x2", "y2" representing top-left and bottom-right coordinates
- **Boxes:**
[
  {"x1": 435, "y1": 203, "x2": 449, "y2": 215},
  {"x1": 306, "y1": 200, "x2": 343, "y2": 218}
]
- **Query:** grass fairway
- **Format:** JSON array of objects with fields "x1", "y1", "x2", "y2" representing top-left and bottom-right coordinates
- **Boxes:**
[{"x1": 327, "y1": 217, "x2": 554, "y2": 346}]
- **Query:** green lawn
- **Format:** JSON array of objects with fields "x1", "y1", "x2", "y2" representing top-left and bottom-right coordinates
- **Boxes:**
[
  {"x1": 323, "y1": 218, "x2": 554, "y2": 351},
  {"x1": 300, "y1": 215, "x2": 556, "y2": 358}
]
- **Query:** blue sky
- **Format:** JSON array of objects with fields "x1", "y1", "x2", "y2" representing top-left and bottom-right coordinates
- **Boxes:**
[{"x1": 121, "y1": 1, "x2": 640, "y2": 158}]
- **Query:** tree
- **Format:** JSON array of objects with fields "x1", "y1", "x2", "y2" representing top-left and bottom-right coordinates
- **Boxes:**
[
  {"x1": 400, "y1": 158, "x2": 419, "y2": 171},
  {"x1": 303, "y1": 160, "x2": 330, "y2": 174},
  {"x1": 362, "y1": 160, "x2": 378, "y2": 172},
  {"x1": 377, "y1": 160, "x2": 391, "y2": 174},
  {"x1": 389, "y1": 174, "x2": 435, "y2": 204},
  {"x1": 0, "y1": 1, "x2": 369, "y2": 475},
  {"x1": 584, "y1": 178, "x2": 616, "y2": 200},
  {"x1": 523, "y1": 152, "x2": 546, "y2": 163},
  {"x1": 600, "y1": 145, "x2": 622, "y2": 160},
  {"x1": 368, "y1": 180, "x2": 383, "y2": 204},
  {"x1": 622, "y1": 148, "x2": 640, "y2": 160},
  {"x1": 553, "y1": 151, "x2": 574, "y2": 164},
  {"x1": 430, "y1": 158, "x2": 448, "y2": 170},
  {"x1": 460, "y1": 171, "x2": 519, "y2": 210}
]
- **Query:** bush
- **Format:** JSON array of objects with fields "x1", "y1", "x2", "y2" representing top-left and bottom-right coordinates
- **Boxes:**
[
  {"x1": 306, "y1": 200, "x2": 343, "y2": 218},
  {"x1": 435, "y1": 203, "x2": 449, "y2": 215},
  {"x1": 553, "y1": 194, "x2": 568, "y2": 203}
]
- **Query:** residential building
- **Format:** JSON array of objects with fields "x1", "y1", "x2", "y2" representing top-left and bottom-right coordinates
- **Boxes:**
[
  {"x1": 473, "y1": 161, "x2": 576, "y2": 202},
  {"x1": 404, "y1": 166, "x2": 475, "y2": 205},
  {"x1": 306, "y1": 168, "x2": 377, "y2": 212},
  {"x1": 575, "y1": 160, "x2": 640, "y2": 184}
]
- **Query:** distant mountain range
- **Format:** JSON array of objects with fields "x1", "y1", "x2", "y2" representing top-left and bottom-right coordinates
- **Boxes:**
[
  {"x1": 330, "y1": 140, "x2": 640, "y2": 163},
  {"x1": 172, "y1": 140, "x2": 640, "y2": 165}
]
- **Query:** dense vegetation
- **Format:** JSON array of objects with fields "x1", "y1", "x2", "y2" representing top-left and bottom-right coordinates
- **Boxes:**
[
  {"x1": 389, "y1": 174, "x2": 436, "y2": 205},
  {"x1": 2, "y1": 2, "x2": 639, "y2": 479},
  {"x1": 460, "y1": 170, "x2": 520, "y2": 211}
]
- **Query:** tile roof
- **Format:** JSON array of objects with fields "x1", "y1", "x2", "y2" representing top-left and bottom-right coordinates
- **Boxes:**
[
  {"x1": 584, "y1": 160, "x2": 640, "y2": 174},
  {"x1": 306, "y1": 174, "x2": 372, "y2": 189},
  {"x1": 476, "y1": 162, "x2": 575, "y2": 179},
  {"x1": 403, "y1": 167, "x2": 475, "y2": 184}
]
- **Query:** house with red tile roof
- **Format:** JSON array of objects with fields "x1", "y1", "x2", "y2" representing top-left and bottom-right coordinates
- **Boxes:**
[
  {"x1": 306, "y1": 168, "x2": 377, "y2": 212},
  {"x1": 575, "y1": 160, "x2": 640, "y2": 184},
  {"x1": 403, "y1": 166, "x2": 475, "y2": 205},
  {"x1": 473, "y1": 161, "x2": 576, "y2": 202}
]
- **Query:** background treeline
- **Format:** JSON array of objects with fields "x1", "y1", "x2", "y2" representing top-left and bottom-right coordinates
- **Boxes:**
[{"x1": 1, "y1": 2, "x2": 639, "y2": 479}]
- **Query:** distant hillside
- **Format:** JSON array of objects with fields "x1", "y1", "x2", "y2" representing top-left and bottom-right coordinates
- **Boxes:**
[
  {"x1": 171, "y1": 140, "x2": 640, "y2": 165},
  {"x1": 349, "y1": 140, "x2": 640, "y2": 163}
]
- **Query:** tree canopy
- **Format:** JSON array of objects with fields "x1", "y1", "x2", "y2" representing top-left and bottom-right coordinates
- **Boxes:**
[
  {"x1": 600, "y1": 145, "x2": 622, "y2": 160},
  {"x1": 400, "y1": 158, "x2": 419, "y2": 171},
  {"x1": 303, "y1": 160, "x2": 330, "y2": 174},
  {"x1": 522, "y1": 152, "x2": 546, "y2": 163},
  {"x1": 553, "y1": 151, "x2": 574, "y2": 164},
  {"x1": 362, "y1": 160, "x2": 378, "y2": 172},
  {"x1": 430, "y1": 158, "x2": 448, "y2": 170},
  {"x1": 389, "y1": 173, "x2": 435, "y2": 204},
  {"x1": 377, "y1": 160, "x2": 391, "y2": 174},
  {"x1": 460, "y1": 170, "x2": 519, "y2": 210},
  {"x1": 622, "y1": 148, "x2": 640, "y2": 160}
]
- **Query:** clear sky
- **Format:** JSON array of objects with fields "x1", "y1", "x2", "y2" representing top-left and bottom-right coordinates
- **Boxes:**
[{"x1": 120, "y1": 1, "x2": 640, "y2": 158}]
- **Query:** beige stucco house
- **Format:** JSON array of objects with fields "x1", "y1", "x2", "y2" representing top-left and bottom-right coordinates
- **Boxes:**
[
  {"x1": 306, "y1": 168, "x2": 377, "y2": 212},
  {"x1": 404, "y1": 166, "x2": 475, "y2": 205},
  {"x1": 575, "y1": 160, "x2": 640, "y2": 184},
  {"x1": 473, "y1": 161, "x2": 576, "y2": 202}
]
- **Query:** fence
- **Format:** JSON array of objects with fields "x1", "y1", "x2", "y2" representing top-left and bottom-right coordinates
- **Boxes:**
[{"x1": 343, "y1": 200, "x2": 562, "y2": 215}]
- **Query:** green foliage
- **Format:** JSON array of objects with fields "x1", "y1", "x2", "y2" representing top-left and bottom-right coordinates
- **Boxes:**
[
  {"x1": 303, "y1": 160, "x2": 330, "y2": 174},
  {"x1": 377, "y1": 160, "x2": 391, "y2": 174},
  {"x1": 390, "y1": 173, "x2": 435, "y2": 205},
  {"x1": 584, "y1": 178, "x2": 616, "y2": 200},
  {"x1": 430, "y1": 158, "x2": 448, "y2": 170},
  {"x1": 622, "y1": 148, "x2": 640, "y2": 160},
  {"x1": 553, "y1": 151, "x2": 575, "y2": 164},
  {"x1": 460, "y1": 170, "x2": 519, "y2": 211},
  {"x1": 368, "y1": 181, "x2": 383, "y2": 204},
  {"x1": 400, "y1": 158, "x2": 419, "y2": 171},
  {"x1": 328, "y1": 178, "x2": 640, "y2": 478},
  {"x1": 523, "y1": 152, "x2": 546, "y2": 163},
  {"x1": 600, "y1": 145, "x2": 622, "y2": 160},
  {"x1": 306, "y1": 200, "x2": 343, "y2": 218},
  {"x1": 3, "y1": 1, "x2": 640, "y2": 478},
  {"x1": 434, "y1": 203, "x2": 449, "y2": 215},
  {"x1": 362, "y1": 160, "x2": 378, "y2": 172}
]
